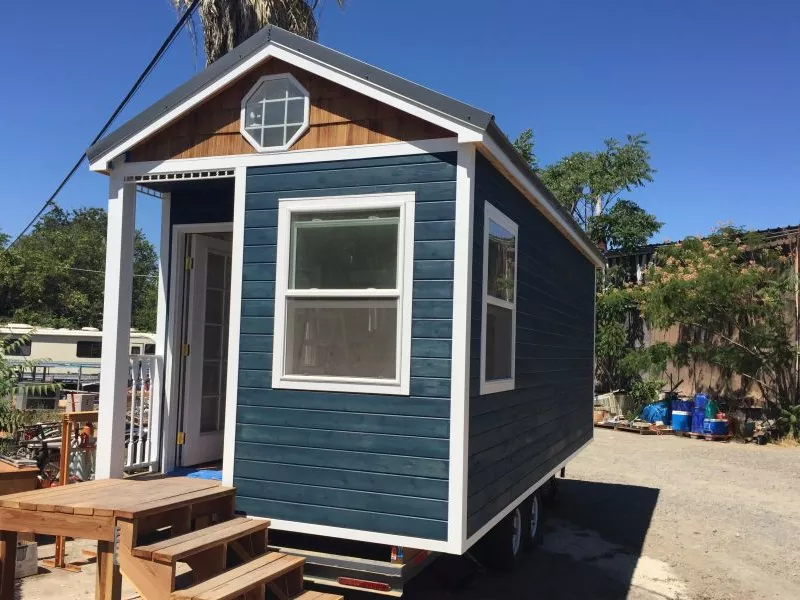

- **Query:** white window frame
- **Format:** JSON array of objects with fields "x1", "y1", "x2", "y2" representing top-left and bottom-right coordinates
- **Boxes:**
[
  {"x1": 240, "y1": 73, "x2": 311, "y2": 152},
  {"x1": 480, "y1": 203, "x2": 518, "y2": 395},
  {"x1": 272, "y1": 192, "x2": 415, "y2": 395}
]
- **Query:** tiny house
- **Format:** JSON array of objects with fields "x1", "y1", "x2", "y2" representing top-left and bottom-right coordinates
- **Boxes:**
[{"x1": 88, "y1": 25, "x2": 602, "y2": 562}]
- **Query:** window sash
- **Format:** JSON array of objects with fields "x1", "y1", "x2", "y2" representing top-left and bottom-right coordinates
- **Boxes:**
[
  {"x1": 272, "y1": 193, "x2": 415, "y2": 396},
  {"x1": 480, "y1": 203, "x2": 518, "y2": 395}
]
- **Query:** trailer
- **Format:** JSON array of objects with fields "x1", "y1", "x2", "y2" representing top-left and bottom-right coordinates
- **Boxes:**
[{"x1": 85, "y1": 24, "x2": 602, "y2": 596}]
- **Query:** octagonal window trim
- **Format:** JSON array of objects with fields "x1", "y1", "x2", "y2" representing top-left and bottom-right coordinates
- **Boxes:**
[{"x1": 240, "y1": 73, "x2": 311, "y2": 152}]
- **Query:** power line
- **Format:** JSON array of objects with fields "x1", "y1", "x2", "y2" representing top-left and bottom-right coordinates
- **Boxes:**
[{"x1": 7, "y1": 0, "x2": 201, "y2": 250}]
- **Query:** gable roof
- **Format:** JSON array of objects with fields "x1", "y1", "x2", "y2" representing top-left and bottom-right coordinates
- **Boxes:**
[
  {"x1": 86, "y1": 25, "x2": 491, "y2": 166},
  {"x1": 87, "y1": 25, "x2": 604, "y2": 268}
]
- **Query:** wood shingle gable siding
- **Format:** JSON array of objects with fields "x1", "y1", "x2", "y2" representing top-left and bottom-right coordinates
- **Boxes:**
[
  {"x1": 127, "y1": 59, "x2": 451, "y2": 162},
  {"x1": 234, "y1": 152, "x2": 457, "y2": 541}
]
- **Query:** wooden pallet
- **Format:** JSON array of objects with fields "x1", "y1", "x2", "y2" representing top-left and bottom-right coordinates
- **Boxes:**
[
  {"x1": 678, "y1": 431, "x2": 732, "y2": 442},
  {"x1": 594, "y1": 422, "x2": 675, "y2": 435}
]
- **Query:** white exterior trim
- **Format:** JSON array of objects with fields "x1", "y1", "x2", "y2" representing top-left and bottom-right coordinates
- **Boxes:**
[
  {"x1": 87, "y1": 37, "x2": 479, "y2": 170},
  {"x1": 96, "y1": 179, "x2": 136, "y2": 479},
  {"x1": 479, "y1": 203, "x2": 518, "y2": 396},
  {"x1": 480, "y1": 138, "x2": 604, "y2": 269},
  {"x1": 448, "y1": 143, "x2": 476, "y2": 549},
  {"x1": 112, "y1": 138, "x2": 458, "y2": 178},
  {"x1": 462, "y1": 438, "x2": 593, "y2": 552},
  {"x1": 223, "y1": 168, "x2": 247, "y2": 486},
  {"x1": 240, "y1": 73, "x2": 311, "y2": 152},
  {"x1": 256, "y1": 517, "x2": 459, "y2": 554},
  {"x1": 163, "y1": 221, "x2": 234, "y2": 475},
  {"x1": 271, "y1": 192, "x2": 415, "y2": 396}
]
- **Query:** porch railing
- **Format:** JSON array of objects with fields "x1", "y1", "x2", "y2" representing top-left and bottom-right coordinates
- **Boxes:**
[{"x1": 124, "y1": 355, "x2": 163, "y2": 473}]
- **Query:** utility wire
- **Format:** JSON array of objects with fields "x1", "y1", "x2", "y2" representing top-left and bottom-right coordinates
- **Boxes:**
[{"x1": 7, "y1": 0, "x2": 201, "y2": 250}]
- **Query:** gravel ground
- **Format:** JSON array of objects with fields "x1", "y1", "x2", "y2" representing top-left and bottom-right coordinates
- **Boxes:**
[
  {"x1": 19, "y1": 429, "x2": 800, "y2": 599},
  {"x1": 403, "y1": 428, "x2": 800, "y2": 600}
]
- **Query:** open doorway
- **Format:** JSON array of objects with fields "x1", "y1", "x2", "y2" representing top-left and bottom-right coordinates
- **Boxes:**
[{"x1": 173, "y1": 227, "x2": 233, "y2": 467}]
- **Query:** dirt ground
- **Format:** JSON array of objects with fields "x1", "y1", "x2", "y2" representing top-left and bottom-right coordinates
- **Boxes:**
[{"x1": 17, "y1": 428, "x2": 800, "y2": 599}]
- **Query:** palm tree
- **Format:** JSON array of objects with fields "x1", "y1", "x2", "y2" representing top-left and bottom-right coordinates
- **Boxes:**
[{"x1": 172, "y1": 0, "x2": 345, "y2": 64}]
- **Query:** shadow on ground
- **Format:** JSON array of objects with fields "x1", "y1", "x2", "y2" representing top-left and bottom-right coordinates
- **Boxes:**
[{"x1": 398, "y1": 479, "x2": 661, "y2": 600}]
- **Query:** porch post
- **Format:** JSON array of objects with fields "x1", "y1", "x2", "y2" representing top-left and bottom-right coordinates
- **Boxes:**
[{"x1": 96, "y1": 178, "x2": 137, "y2": 479}]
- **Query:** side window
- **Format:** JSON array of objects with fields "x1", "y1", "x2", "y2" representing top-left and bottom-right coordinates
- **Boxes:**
[
  {"x1": 76, "y1": 341, "x2": 102, "y2": 359},
  {"x1": 144, "y1": 344, "x2": 156, "y2": 355},
  {"x1": 480, "y1": 203, "x2": 518, "y2": 394},
  {"x1": 130, "y1": 345, "x2": 142, "y2": 355},
  {"x1": 3, "y1": 338, "x2": 32, "y2": 357}
]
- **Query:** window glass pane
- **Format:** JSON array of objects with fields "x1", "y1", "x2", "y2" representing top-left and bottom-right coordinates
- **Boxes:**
[
  {"x1": 290, "y1": 210, "x2": 399, "y2": 289},
  {"x1": 130, "y1": 346, "x2": 141, "y2": 355},
  {"x1": 244, "y1": 102, "x2": 264, "y2": 129},
  {"x1": 205, "y1": 289, "x2": 224, "y2": 323},
  {"x1": 263, "y1": 101, "x2": 285, "y2": 126},
  {"x1": 200, "y1": 396, "x2": 219, "y2": 432},
  {"x1": 285, "y1": 124, "x2": 302, "y2": 143},
  {"x1": 4, "y1": 339, "x2": 31, "y2": 357},
  {"x1": 76, "y1": 341, "x2": 101, "y2": 358},
  {"x1": 204, "y1": 325, "x2": 222, "y2": 359},
  {"x1": 487, "y1": 219, "x2": 516, "y2": 302},
  {"x1": 286, "y1": 99, "x2": 305, "y2": 124},
  {"x1": 262, "y1": 127, "x2": 284, "y2": 148},
  {"x1": 144, "y1": 344, "x2": 156, "y2": 355},
  {"x1": 202, "y1": 360, "x2": 220, "y2": 395},
  {"x1": 285, "y1": 299, "x2": 397, "y2": 379},
  {"x1": 485, "y1": 304, "x2": 513, "y2": 380},
  {"x1": 256, "y1": 78, "x2": 290, "y2": 100},
  {"x1": 207, "y1": 253, "x2": 226, "y2": 289}
]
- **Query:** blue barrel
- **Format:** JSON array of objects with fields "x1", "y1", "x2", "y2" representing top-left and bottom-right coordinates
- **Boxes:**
[
  {"x1": 703, "y1": 419, "x2": 728, "y2": 436},
  {"x1": 671, "y1": 398, "x2": 694, "y2": 432},
  {"x1": 692, "y1": 394, "x2": 708, "y2": 433}
]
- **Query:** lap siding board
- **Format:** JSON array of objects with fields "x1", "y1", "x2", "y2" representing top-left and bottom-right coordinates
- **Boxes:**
[
  {"x1": 234, "y1": 152, "x2": 457, "y2": 541},
  {"x1": 465, "y1": 154, "x2": 595, "y2": 538}
]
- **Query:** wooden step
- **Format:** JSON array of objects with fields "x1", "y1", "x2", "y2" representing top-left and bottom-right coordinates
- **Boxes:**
[
  {"x1": 170, "y1": 552, "x2": 304, "y2": 600},
  {"x1": 291, "y1": 592, "x2": 344, "y2": 600},
  {"x1": 133, "y1": 517, "x2": 270, "y2": 564}
]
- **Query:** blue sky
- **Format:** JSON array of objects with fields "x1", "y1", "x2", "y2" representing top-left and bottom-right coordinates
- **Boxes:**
[{"x1": 1, "y1": 0, "x2": 798, "y2": 248}]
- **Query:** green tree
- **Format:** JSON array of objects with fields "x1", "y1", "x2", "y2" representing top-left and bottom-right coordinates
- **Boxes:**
[
  {"x1": 512, "y1": 131, "x2": 660, "y2": 251},
  {"x1": 0, "y1": 207, "x2": 158, "y2": 332},
  {"x1": 172, "y1": 0, "x2": 346, "y2": 64},
  {"x1": 640, "y1": 226, "x2": 800, "y2": 409}
]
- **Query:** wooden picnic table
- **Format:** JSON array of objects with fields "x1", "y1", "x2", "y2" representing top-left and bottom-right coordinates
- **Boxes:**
[{"x1": 0, "y1": 477, "x2": 235, "y2": 600}]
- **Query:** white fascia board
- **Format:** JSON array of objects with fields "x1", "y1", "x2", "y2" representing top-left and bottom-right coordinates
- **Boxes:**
[
  {"x1": 113, "y1": 138, "x2": 458, "y2": 178},
  {"x1": 480, "y1": 137, "x2": 605, "y2": 269},
  {"x1": 89, "y1": 40, "x2": 481, "y2": 171}
]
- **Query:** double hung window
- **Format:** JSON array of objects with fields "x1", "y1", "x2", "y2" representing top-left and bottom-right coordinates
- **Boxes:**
[
  {"x1": 480, "y1": 203, "x2": 518, "y2": 394},
  {"x1": 272, "y1": 193, "x2": 415, "y2": 395}
]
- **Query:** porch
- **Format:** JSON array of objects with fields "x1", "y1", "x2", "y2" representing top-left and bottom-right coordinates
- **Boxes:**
[{"x1": 98, "y1": 174, "x2": 237, "y2": 480}]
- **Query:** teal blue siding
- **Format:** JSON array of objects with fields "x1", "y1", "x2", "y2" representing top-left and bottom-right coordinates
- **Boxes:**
[
  {"x1": 235, "y1": 152, "x2": 456, "y2": 541},
  {"x1": 466, "y1": 154, "x2": 595, "y2": 537}
]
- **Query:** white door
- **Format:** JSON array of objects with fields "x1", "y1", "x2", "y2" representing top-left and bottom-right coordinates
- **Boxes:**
[{"x1": 181, "y1": 234, "x2": 232, "y2": 466}]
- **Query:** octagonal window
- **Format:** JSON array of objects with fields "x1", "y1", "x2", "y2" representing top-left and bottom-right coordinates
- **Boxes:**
[{"x1": 241, "y1": 74, "x2": 310, "y2": 151}]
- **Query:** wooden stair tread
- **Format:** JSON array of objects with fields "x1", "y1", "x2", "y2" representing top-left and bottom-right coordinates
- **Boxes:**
[
  {"x1": 170, "y1": 552, "x2": 304, "y2": 600},
  {"x1": 133, "y1": 517, "x2": 270, "y2": 563},
  {"x1": 291, "y1": 592, "x2": 344, "y2": 600}
]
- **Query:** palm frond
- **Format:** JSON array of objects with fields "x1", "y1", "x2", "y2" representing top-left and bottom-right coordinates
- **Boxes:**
[{"x1": 172, "y1": 0, "x2": 346, "y2": 64}]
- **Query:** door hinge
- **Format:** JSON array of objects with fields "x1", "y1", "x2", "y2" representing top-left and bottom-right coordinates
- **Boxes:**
[
  {"x1": 177, "y1": 431, "x2": 186, "y2": 445},
  {"x1": 185, "y1": 256, "x2": 194, "y2": 271},
  {"x1": 181, "y1": 343, "x2": 190, "y2": 357}
]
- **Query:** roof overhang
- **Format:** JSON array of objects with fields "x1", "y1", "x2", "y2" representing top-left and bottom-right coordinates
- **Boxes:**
[{"x1": 87, "y1": 26, "x2": 491, "y2": 172}]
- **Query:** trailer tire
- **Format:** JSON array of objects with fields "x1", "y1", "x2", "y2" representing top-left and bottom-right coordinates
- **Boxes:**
[
  {"x1": 523, "y1": 492, "x2": 544, "y2": 551},
  {"x1": 473, "y1": 505, "x2": 525, "y2": 571}
]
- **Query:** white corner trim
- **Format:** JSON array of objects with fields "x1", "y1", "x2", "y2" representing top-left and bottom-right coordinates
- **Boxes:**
[
  {"x1": 111, "y1": 138, "x2": 458, "y2": 178},
  {"x1": 222, "y1": 168, "x2": 247, "y2": 486},
  {"x1": 255, "y1": 517, "x2": 459, "y2": 554},
  {"x1": 480, "y1": 137, "x2": 604, "y2": 269},
  {"x1": 479, "y1": 203, "x2": 518, "y2": 396},
  {"x1": 448, "y1": 143, "x2": 476, "y2": 549},
  {"x1": 88, "y1": 38, "x2": 481, "y2": 170},
  {"x1": 240, "y1": 73, "x2": 311, "y2": 152},
  {"x1": 271, "y1": 192, "x2": 415, "y2": 397},
  {"x1": 461, "y1": 438, "x2": 593, "y2": 553}
]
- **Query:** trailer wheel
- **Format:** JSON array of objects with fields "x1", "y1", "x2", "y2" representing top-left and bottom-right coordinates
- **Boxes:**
[
  {"x1": 473, "y1": 505, "x2": 525, "y2": 571},
  {"x1": 523, "y1": 492, "x2": 543, "y2": 551}
]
